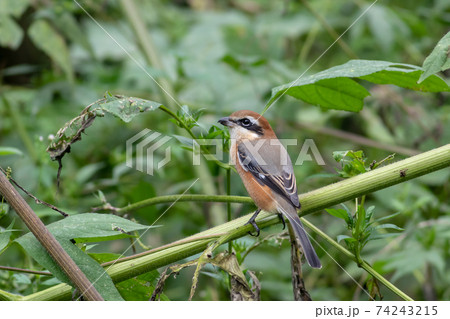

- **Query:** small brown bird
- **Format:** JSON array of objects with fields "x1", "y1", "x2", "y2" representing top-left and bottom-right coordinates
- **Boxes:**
[{"x1": 219, "y1": 110, "x2": 321, "y2": 268}]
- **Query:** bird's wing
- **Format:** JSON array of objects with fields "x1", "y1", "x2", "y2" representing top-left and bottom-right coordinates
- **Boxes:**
[{"x1": 237, "y1": 140, "x2": 300, "y2": 208}]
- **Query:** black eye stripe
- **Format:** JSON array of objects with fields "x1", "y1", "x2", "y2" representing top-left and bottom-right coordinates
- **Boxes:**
[{"x1": 238, "y1": 119, "x2": 263, "y2": 135}]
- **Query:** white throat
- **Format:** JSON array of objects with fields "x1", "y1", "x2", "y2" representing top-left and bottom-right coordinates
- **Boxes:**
[{"x1": 229, "y1": 126, "x2": 260, "y2": 141}]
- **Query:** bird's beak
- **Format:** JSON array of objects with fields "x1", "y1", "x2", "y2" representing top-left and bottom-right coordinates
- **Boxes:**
[{"x1": 218, "y1": 117, "x2": 232, "y2": 127}]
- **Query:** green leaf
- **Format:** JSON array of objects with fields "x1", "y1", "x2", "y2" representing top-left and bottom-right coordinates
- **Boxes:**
[
  {"x1": 371, "y1": 211, "x2": 401, "y2": 225},
  {"x1": 98, "y1": 94, "x2": 162, "y2": 123},
  {"x1": 0, "y1": 0, "x2": 29, "y2": 17},
  {"x1": 13, "y1": 273, "x2": 31, "y2": 285},
  {"x1": 337, "y1": 234, "x2": 355, "y2": 243},
  {"x1": 15, "y1": 214, "x2": 154, "y2": 300},
  {"x1": 28, "y1": 19, "x2": 74, "y2": 81},
  {"x1": 46, "y1": 94, "x2": 162, "y2": 160},
  {"x1": 268, "y1": 77, "x2": 369, "y2": 112},
  {"x1": 0, "y1": 147, "x2": 23, "y2": 156},
  {"x1": 0, "y1": 203, "x2": 9, "y2": 219},
  {"x1": 419, "y1": 32, "x2": 450, "y2": 83},
  {"x1": 325, "y1": 208, "x2": 351, "y2": 224},
  {"x1": 116, "y1": 271, "x2": 167, "y2": 301},
  {"x1": 172, "y1": 135, "x2": 195, "y2": 149},
  {"x1": 385, "y1": 247, "x2": 445, "y2": 281},
  {"x1": 368, "y1": 233, "x2": 401, "y2": 241},
  {"x1": 59, "y1": 238, "x2": 123, "y2": 300},
  {"x1": 88, "y1": 253, "x2": 121, "y2": 264},
  {"x1": 359, "y1": 69, "x2": 447, "y2": 91},
  {"x1": 51, "y1": 12, "x2": 95, "y2": 57},
  {"x1": 0, "y1": 220, "x2": 16, "y2": 254},
  {"x1": 18, "y1": 213, "x2": 153, "y2": 244},
  {"x1": 265, "y1": 60, "x2": 449, "y2": 112},
  {"x1": 0, "y1": 15, "x2": 23, "y2": 49},
  {"x1": 374, "y1": 223, "x2": 404, "y2": 231},
  {"x1": 88, "y1": 252, "x2": 169, "y2": 300},
  {"x1": 332, "y1": 151, "x2": 348, "y2": 162}
]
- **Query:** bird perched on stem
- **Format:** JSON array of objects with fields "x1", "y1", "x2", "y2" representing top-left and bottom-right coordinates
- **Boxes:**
[{"x1": 219, "y1": 110, "x2": 321, "y2": 268}]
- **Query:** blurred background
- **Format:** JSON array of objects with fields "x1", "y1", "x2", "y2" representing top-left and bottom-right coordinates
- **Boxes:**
[{"x1": 0, "y1": 0, "x2": 449, "y2": 300}]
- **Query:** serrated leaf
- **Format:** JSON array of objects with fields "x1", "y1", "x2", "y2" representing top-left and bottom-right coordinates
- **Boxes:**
[
  {"x1": 332, "y1": 151, "x2": 348, "y2": 162},
  {"x1": 269, "y1": 77, "x2": 369, "y2": 112},
  {"x1": 360, "y1": 69, "x2": 447, "y2": 92},
  {"x1": 419, "y1": 32, "x2": 450, "y2": 83},
  {"x1": 0, "y1": 147, "x2": 23, "y2": 156},
  {"x1": 265, "y1": 60, "x2": 449, "y2": 112},
  {"x1": 28, "y1": 19, "x2": 73, "y2": 81}
]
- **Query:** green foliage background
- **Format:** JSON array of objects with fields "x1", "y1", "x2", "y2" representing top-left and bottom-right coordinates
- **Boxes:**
[{"x1": 0, "y1": 0, "x2": 449, "y2": 300}]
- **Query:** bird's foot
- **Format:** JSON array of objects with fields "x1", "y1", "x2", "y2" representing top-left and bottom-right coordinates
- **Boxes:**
[
  {"x1": 245, "y1": 219, "x2": 260, "y2": 237},
  {"x1": 244, "y1": 208, "x2": 261, "y2": 237}
]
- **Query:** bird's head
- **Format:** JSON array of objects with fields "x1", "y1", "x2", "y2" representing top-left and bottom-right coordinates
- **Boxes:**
[{"x1": 218, "y1": 110, "x2": 274, "y2": 141}]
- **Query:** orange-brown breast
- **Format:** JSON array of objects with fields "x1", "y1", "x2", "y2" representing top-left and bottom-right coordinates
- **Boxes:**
[{"x1": 232, "y1": 143, "x2": 277, "y2": 213}]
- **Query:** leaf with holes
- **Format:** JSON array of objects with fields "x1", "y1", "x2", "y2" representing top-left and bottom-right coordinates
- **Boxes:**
[{"x1": 46, "y1": 94, "x2": 162, "y2": 160}]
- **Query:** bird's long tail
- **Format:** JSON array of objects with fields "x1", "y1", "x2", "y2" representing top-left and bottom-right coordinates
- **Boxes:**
[{"x1": 279, "y1": 206, "x2": 322, "y2": 269}]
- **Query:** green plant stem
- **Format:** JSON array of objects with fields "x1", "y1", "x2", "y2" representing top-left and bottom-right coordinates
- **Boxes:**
[
  {"x1": 23, "y1": 144, "x2": 450, "y2": 300},
  {"x1": 118, "y1": 194, "x2": 250, "y2": 214},
  {"x1": 0, "y1": 170, "x2": 104, "y2": 301},
  {"x1": 301, "y1": 218, "x2": 413, "y2": 301},
  {"x1": 226, "y1": 168, "x2": 232, "y2": 254},
  {"x1": 300, "y1": 0, "x2": 358, "y2": 59},
  {"x1": 2, "y1": 96, "x2": 39, "y2": 164},
  {"x1": 101, "y1": 233, "x2": 226, "y2": 267},
  {"x1": 120, "y1": 0, "x2": 177, "y2": 109},
  {"x1": 0, "y1": 288, "x2": 21, "y2": 301},
  {"x1": 0, "y1": 265, "x2": 51, "y2": 276},
  {"x1": 299, "y1": 22, "x2": 320, "y2": 63}
]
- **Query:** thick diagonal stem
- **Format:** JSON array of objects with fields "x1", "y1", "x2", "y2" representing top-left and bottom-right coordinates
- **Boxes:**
[{"x1": 23, "y1": 144, "x2": 450, "y2": 300}]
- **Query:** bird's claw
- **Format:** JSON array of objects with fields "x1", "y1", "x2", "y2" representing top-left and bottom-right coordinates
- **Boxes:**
[
  {"x1": 245, "y1": 208, "x2": 261, "y2": 237},
  {"x1": 244, "y1": 219, "x2": 260, "y2": 237}
]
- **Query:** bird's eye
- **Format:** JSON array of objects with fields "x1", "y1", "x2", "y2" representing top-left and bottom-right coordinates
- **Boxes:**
[{"x1": 240, "y1": 118, "x2": 251, "y2": 127}]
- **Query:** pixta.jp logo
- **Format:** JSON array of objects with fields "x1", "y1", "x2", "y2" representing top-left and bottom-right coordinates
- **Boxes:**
[{"x1": 126, "y1": 129, "x2": 172, "y2": 175}]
